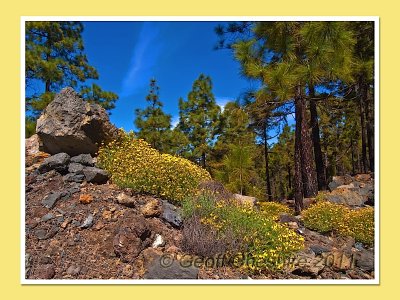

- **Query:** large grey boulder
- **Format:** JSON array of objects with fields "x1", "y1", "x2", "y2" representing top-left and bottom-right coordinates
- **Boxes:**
[{"x1": 36, "y1": 87, "x2": 118, "y2": 156}]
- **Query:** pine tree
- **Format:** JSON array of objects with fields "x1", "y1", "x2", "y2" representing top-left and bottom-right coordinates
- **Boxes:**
[
  {"x1": 178, "y1": 74, "x2": 220, "y2": 168},
  {"x1": 25, "y1": 21, "x2": 98, "y2": 113},
  {"x1": 25, "y1": 21, "x2": 118, "y2": 137},
  {"x1": 80, "y1": 83, "x2": 118, "y2": 111},
  {"x1": 134, "y1": 78, "x2": 172, "y2": 152}
]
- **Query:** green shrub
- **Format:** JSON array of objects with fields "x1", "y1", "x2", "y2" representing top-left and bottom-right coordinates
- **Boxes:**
[
  {"x1": 182, "y1": 194, "x2": 304, "y2": 272},
  {"x1": 97, "y1": 131, "x2": 211, "y2": 203}
]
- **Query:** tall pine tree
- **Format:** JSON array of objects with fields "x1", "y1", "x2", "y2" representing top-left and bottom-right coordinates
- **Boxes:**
[
  {"x1": 178, "y1": 74, "x2": 220, "y2": 168},
  {"x1": 135, "y1": 78, "x2": 172, "y2": 152}
]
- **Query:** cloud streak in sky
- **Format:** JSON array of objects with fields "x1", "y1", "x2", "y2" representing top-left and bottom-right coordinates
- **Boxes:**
[{"x1": 120, "y1": 22, "x2": 162, "y2": 97}]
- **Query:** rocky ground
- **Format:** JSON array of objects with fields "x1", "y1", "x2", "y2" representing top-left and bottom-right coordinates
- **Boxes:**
[
  {"x1": 24, "y1": 87, "x2": 375, "y2": 280},
  {"x1": 25, "y1": 150, "x2": 375, "y2": 280}
]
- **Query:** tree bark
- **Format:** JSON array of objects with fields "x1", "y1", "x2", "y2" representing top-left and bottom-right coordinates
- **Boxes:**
[
  {"x1": 263, "y1": 123, "x2": 272, "y2": 201},
  {"x1": 298, "y1": 88, "x2": 318, "y2": 198},
  {"x1": 294, "y1": 98, "x2": 304, "y2": 214},
  {"x1": 359, "y1": 79, "x2": 369, "y2": 173},
  {"x1": 201, "y1": 152, "x2": 206, "y2": 169},
  {"x1": 309, "y1": 85, "x2": 327, "y2": 190},
  {"x1": 366, "y1": 88, "x2": 374, "y2": 172}
]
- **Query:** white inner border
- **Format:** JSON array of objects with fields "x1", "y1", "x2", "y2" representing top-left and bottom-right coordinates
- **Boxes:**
[{"x1": 20, "y1": 16, "x2": 380, "y2": 285}]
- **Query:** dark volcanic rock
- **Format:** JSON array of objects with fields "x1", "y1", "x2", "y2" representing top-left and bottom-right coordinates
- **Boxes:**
[
  {"x1": 68, "y1": 162, "x2": 85, "y2": 174},
  {"x1": 161, "y1": 201, "x2": 182, "y2": 228},
  {"x1": 113, "y1": 214, "x2": 152, "y2": 262},
  {"x1": 38, "y1": 153, "x2": 70, "y2": 174},
  {"x1": 83, "y1": 167, "x2": 109, "y2": 184},
  {"x1": 70, "y1": 154, "x2": 94, "y2": 166},
  {"x1": 41, "y1": 192, "x2": 62, "y2": 209},
  {"x1": 36, "y1": 87, "x2": 118, "y2": 156},
  {"x1": 144, "y1": 257, "x2": 199, "y2": 279},
  {"x1": 63, "y1": 173, "x2": 85, "y2": 183}
]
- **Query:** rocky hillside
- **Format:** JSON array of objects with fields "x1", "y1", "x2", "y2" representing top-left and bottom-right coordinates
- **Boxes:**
[{"x1": 25, "y1": 88, "x2": 374, "y2": 280}]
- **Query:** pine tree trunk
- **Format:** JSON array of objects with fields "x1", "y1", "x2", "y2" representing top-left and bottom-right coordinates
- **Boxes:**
[
  {"x1": 298, "y1": 88, "x2": 318, "y2": 198},
  {"x1": 287, "y1": 163, "x2": 292, "y2": 190},
  {"x1": 366, "y1": 88, "x2": 374, "y2": 172},
  {"x1": 263, "y1": 124, "x2": 272, "y2": 201},
  {"x1": 309, "y1": 85, "x2": 327, "y2": 190},
  {"x1": 201, "y1": 152, "x2": 206, "y2": 169},
  {"x1": 294, "y1": 86, "x2": 304, "y2": 214},
  {"x1": 45, "y1": 80, "x2": 51, "y2": 93},
  {"x1": 359, "y1": 80, "x2": 369, "y2": 173}
]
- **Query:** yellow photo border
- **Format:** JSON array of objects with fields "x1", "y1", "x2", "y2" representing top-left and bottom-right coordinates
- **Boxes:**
[{"x1": 1, "y1": 0, "x2": 396, "y2": 298}]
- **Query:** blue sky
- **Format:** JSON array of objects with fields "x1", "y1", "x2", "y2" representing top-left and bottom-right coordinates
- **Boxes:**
[{"x1": 81, "y1": 21, "x2": 256, "y2": 131}]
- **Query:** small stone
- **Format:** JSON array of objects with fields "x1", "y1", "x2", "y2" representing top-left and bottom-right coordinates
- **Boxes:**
[
  {"x1": 60, "y1": 219, "x2": 71, "y2": 229},
  {"x1": 287, "y1": 221, "x2": 299, "y2": 230},
  {"x1": 79, "y1": 193, "x2": 93, "y2": 204},
  {"x1": 116, "y1": 193, "x2": 136, "y2": 208},
  {"x1": 72, "y1": 220, "x2": 81, "y2": 227},
  {"x1": 41, "y1": 213, "x2": 55, "y2": 222},
  {"x1": 102, "y1": 210, "x2": 112, "y2": 220},
  {"x1": 35, "y1": 226, "x2": 59, "y2": 240},
  {"x1": 42, "y1": 192, "x2": 62, "y2": 209},
  {"x1": 161, "y1": 201, "x2": 182, "y2": 228},
  {"x1": 152, "y1": 234, "x2": 165, "y2": 248},
  {"x1": 309, "y1": 244, "x2": 331, "y2": 255},
  {"x1": 66, "y1": 265, "x2": 81, "y2": 276},
  {"x1": 80, "y1": 214, "x2": 94, "y2": 229},
  {"x1": 141, "y1": 198, "x2": 162, "y2": 217}
]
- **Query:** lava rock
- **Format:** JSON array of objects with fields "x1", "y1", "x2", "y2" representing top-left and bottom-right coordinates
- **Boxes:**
[
  {"x1": 36, "y1": 87, "x2": 119, "y2": 156},
  {"x1": 116, "y1": 193, "x2": 136, "y2": 208},
  {"x1": 70, "y1": 154, "x2": 94, "y2": 166},
  {"x1": 83, "y1": 167, "x2": 109, "y2": 184},
  {"x1": 113, "y1": 214, "x2": 152, "y2": 262},
  {"x1": 141, "y1": 198, "x2": 162, "y2": 217},
  {"x1": 161, "y1": 201, "x2": 182, "y2": 228},
  {"x1": 355, "y1": 249, "x2": 374, "y2": 272},
  {"x1": 63, "y1": 173, "x2": 85, "y2": 183},
  {"x1": 80, "y1": 214, "x2": 94, "y2": 229},
  {"x1": 68, "y1": 162, "x2": 85, "y2": 174},
  {"x1": 42, "y1": 192, "x2": 62, "y2": 209},
  {"x1": 144, "y1": 257, "x2": 199, "y2": 279},
  {"x1": 38, "y1": 153, "x2": 70, "y2": 174}
]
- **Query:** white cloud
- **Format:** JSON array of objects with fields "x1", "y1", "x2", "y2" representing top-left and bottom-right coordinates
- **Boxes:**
[{"x1": 120, "y1": 23, "x2": 162, "y2": 97}]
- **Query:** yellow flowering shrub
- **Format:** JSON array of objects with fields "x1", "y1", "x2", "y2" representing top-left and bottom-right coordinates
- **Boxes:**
[
  {"x1": 259, "y1": 201, "x2": 292, "y2": 220},
  {"x1": 338, "y1": 207, "x2": 374, "y2": 245},
  {"x1": 97, "y1": 131, "x2": 211, "y2": 202},
  {"x1": 182, "y1": 194, "x2": 304, "y2": 272},
  {"x1": 302, "y1": 201, "x2": 350, "y2": 233},
  {"x1": 302, "y1": 201, "x2": 374, "y2": 245}
]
